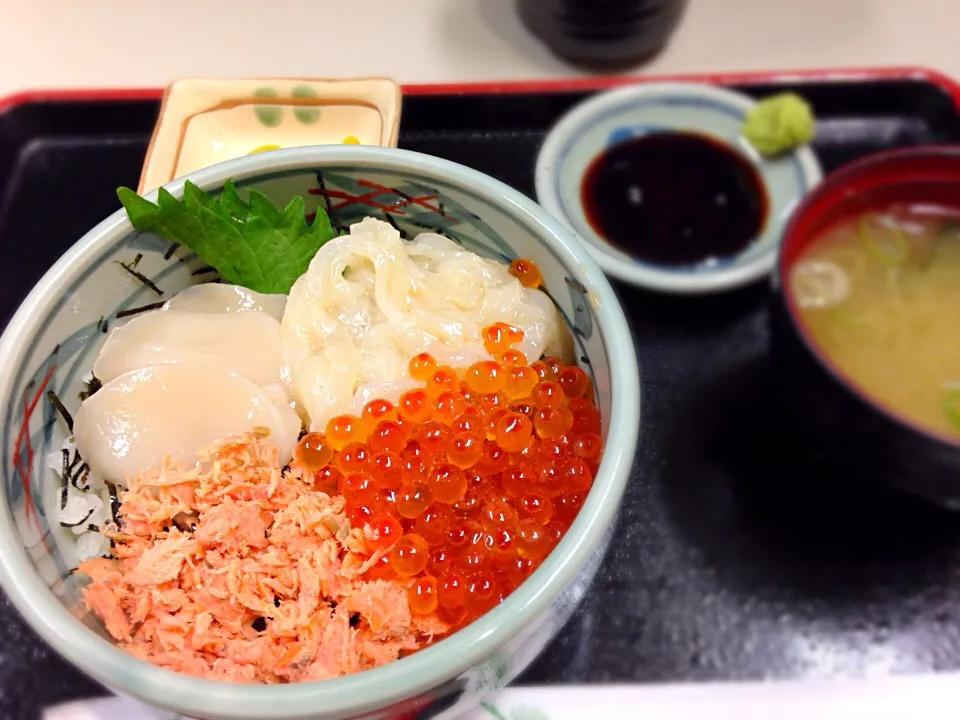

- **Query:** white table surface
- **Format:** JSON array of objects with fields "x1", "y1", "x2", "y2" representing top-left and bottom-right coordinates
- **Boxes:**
[
  {"x1": 4, "y1": 1, "x2": 960, "y2": 716},
  {"x1": 0, "y1": 0, "x2": 957, "y2": 96}
]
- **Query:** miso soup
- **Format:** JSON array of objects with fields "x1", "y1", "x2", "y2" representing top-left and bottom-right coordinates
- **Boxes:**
[{"x1": 790, "y1": 203, "x2": 960, "y2": 440}]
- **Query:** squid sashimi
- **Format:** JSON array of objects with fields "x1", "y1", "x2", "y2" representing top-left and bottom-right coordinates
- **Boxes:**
[{"x1": 281, "y1": 217, "x2": 569, "y2": 430}]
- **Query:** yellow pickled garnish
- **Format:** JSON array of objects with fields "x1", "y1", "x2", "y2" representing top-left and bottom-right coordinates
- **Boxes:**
[
  {"x1": 342, "y1": 135, "x2": 361, "y2": 144},
  {"x1": 248, "y1": 144, "x2": 282, "y2": 155}
]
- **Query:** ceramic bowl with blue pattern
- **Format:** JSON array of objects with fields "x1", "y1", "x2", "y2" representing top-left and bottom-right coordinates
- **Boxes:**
[
  {"x1": 535, "y1": 82, "x2": 823, "y2": 294},
  {"x1": 0, "y1": 146, "x2": 640, "y2": 720}
]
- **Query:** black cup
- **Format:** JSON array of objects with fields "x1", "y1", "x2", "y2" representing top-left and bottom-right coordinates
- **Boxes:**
[{"x1": 518, "y1": 0, "x2": 688, "y2": 69}]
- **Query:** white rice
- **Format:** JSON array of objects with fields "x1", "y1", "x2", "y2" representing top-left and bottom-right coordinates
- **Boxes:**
[{"x1": 48, "y1": 436, "x2": 112, "y2": 562}]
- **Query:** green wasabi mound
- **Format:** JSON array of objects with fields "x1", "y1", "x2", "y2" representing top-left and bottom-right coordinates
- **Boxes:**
[{"x1": 741, "y1": 92, "x2": 815, "y2": 156}]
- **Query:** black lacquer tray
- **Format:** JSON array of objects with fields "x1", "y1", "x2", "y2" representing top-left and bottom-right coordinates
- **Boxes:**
[{"x1": 2, "y1": 67, "x2": 960, "y2": 718}]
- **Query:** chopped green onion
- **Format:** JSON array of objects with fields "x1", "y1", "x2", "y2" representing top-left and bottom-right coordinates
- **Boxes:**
[
  {"x1": 824, "y1": 246, "x2": 866, "y2": 279},
  {"x1": 858, "y1": 214, "x2": 908, "y2": 267},
  {"x1": 943, "y1": 386, "x2": 960, "y2": 432},
  {"x1": 826, "y1": 307, "x2": 877, "y2": 343},
  {"x1": 937, "y1": 218, "x2": 960, "y2": 238}
]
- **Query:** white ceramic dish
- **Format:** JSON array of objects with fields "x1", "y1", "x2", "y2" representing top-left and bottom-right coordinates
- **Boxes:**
[
  {"x1": 535, "y1": 82, "x2": 823, "y2": 294},
  {"x1": 0, "y1": 146, "x2": 639, "y2": 720}
]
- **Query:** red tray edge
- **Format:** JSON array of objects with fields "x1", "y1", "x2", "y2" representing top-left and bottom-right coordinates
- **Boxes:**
[{"x1": 0, "y1": 66, "x2": 957, "y2": 113}]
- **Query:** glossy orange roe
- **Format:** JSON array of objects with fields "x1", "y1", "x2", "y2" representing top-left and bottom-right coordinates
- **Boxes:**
[
  {"x1": 325, "y1": 415, "x2": 365, "y2": 451},
  {"x1": 483, "y1": 322, "x2": 525, "y2": 355},
  {"x1": 409, "y1": 353, "x2": 438, "y2": 382},
  {"x1": 293, "y1": 432, "x2": 333, "y2": 471},
  {"x1": 509, "y1": 257, "x2": 543, "y2": 288},
  {"x1": 362, "y1": 398, "x2": 398, "y2": 432},
  {"x1": 500, "y1": 348, "x2": 528, "y2": 367},
  {"x1": 292, "y1": 348, "x2": 602, "y2": 633}
]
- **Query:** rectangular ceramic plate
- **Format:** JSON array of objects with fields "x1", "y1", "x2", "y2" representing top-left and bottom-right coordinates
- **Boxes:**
[
  {"x1": 1, "y1": 68, "x2": 960, "y2": 717},
  {"x1": 139, "y1": 76, "x2": 401, "y2": 192}
]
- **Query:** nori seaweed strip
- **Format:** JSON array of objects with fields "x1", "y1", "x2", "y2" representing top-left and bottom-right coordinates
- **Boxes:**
[
  {"x1": 79, "y1": 374, "x2": 103, "y2": 401},
  {"x1": 172, "y1": 515, "x2": 197, "y2": 532},
  {"x1": 116, "y1": 260, "x2": 164, "y2": 296},
  {"x1": 131, "y1": 253, "x2": 144, "y2": 269},
  {"x1": 116, "y1": 300, "x2": 166, "y2": 319},
  {"x1": 71, "y1": 463, "x2": 90, "y2": 491},
  {"x1": 191, "y1": 265, "x2": 217, "y2": 276},
  {"x1": 59, "y1": 449, "x2": 71, "y2": 479},
  {"x1": 59, "y1": 451, "x2": 70, "y2": 511},
  {"x1": 163, "y1": 243, "x2": 179, "y2": 260},
  {"x1": 60, "y1": 507, "x2": 95, "y2": 528},
  {"x1": 59, "y1": 446, "x2": 91, "y2": 502},
  {"x1": 63, "y1": 450, "x2": 84, "y2": 488},
  {"x1": 104, "y1": 481, "x2": 121, "y2": 525},
  {"x1": 46, "y1": 390, "x2": 74, "y2": 432}
]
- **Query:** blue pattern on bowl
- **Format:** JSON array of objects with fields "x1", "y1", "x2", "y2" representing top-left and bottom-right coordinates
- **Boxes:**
[{"x1": 0, "y1": 147, "x2": 639, "y2": 720}]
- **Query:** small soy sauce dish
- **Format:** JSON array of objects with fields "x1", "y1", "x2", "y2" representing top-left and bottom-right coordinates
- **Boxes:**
[{"x1": 535, "y1": 82, "x2": 823, "y2": 294}]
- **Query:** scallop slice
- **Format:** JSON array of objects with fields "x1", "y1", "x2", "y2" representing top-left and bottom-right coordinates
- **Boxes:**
[
  {"x1": 163, "y1": 284, "x2": 287, "y2": 320},
  {"x1": 94, "y1": 309, "x2": 285, "y2": 388},
  {"x1": 73, "y1": 363, "x2": 301, "y2": 483}
]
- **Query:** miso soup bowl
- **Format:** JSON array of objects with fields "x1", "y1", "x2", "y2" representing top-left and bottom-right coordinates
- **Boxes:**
[
  {"x1": 772, "y1": 146, "x2": 960, "y2": 509},
  {"x1": 0, "y1": 146, "x2": 640, "y2": 719}
]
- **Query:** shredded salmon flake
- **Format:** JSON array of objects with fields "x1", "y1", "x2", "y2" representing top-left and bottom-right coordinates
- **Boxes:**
[{"x1": 77, "y1": 433, "x2": 448, "y2": 684}]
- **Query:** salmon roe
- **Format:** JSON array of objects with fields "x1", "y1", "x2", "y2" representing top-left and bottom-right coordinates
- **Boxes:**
[
  {"x1": 362, "y1": 398, "x2": 398, "y2": 431},
  {"x1": 499, "y1": 348, "x2": 528, "y2": 367},
  {"x1": 409, "y1": 352, "x2": 438, "y2": 382},
  {"x1": 293, "y1": 349, "x2": 602, "y2": 632},
  {"x1": 409, "y1": 575, "x2": 439, "y2": 615},
  {"x1": 427, "y1": 366, "x2": 459, "y2": 398},
  {"x1": 482, "y1": 322, "x2": 525, "y2": 355},
  {"x1": 465, "y1": 361, "x2": 506, "y2": 394},
  {"x1": 293, "y1": 432, "x2": 333, "y2": 471},
  {"x1": 325, "y1": 415, "x2": 365, "y2": 451},
  {"x1": 509, "y1": 258, "x2": 543, "y2": 288}
]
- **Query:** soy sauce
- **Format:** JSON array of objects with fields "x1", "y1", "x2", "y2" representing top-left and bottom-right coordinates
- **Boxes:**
[{"x1": 580, "y1": 131, "x2": 768, "y2": 266}]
